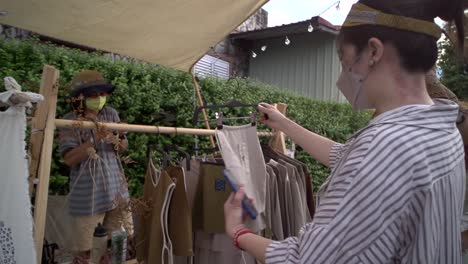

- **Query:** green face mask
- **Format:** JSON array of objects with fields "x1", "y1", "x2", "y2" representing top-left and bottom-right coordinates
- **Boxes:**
[{"x1": 85, "y1": 96, "x2": 107, "y2": 111}]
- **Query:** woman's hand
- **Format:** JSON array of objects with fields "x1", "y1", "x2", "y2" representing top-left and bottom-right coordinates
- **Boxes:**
[
  {"x1": 224, "y1": 186, "x2": 248, "y2": 239},
  {"x1": 258, "y1": 103, "x2": 288, "y2": 131}
]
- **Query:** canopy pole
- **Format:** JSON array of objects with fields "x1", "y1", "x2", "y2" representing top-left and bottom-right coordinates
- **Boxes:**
[
  {"x1": 191, "y1": 74, "x2": 216, "y2": 147},
  {"x1": 54, "y1": 119, "x2": 274, "y2": 137}
]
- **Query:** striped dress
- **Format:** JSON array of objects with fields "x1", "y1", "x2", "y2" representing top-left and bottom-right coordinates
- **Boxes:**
[
  {"x1": 266, "y1": 99, "x2": 466, "y2": 264},
  {"x1": 59, "y1": 107, "x2": 129, "y2": 216}
]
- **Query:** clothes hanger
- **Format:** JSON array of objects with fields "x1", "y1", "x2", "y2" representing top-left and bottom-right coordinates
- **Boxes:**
[
  {"x1": 148, "y1": 144, "x2": 170, "y2": 170},
  {"x1": 192, "y1": 100, "x2": 268, "y2": 129},
  {"x1": 163, "y1": 144, "x2": 191, "y2": 171}
]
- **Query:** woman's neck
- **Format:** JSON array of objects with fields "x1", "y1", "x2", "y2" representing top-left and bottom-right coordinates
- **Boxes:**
[{"x1": 373, "y1": 71, "x2": 433, "y2": 116}]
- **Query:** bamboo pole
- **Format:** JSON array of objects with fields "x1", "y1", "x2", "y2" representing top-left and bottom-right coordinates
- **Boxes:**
[
  {"x1": 33, "y1": 65, "x2": 60, "y2": 264},
  {"x1": 54, "y1": 119, "x2": 274, "y2": 137},
  {"x1": 191, "y1": 74, "x2": 216, "y2": 147}
]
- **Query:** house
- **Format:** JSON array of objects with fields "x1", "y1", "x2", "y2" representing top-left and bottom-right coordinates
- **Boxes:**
[
  {"x1": 231, "y1": 17, "x2": 345, "y2": 102},
  {"x1": 195, "y1": 16, "x2": 345, "y2": 102}
]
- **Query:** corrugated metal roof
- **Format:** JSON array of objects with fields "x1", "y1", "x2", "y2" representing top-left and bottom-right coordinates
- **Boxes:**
[{"x1": 230, "y1": 16, "x2": 340, "y2": 41}]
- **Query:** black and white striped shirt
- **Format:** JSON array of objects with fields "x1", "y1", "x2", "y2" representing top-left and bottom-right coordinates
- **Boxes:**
[{"x1": 266, "y1": 99, "x2": 466, "y2": 264}]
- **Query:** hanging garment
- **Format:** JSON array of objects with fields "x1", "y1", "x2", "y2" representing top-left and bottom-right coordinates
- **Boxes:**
[
  {"x1": 265, "y1": 165, "x2": 284, "y2": 240},
  {"x1": 280, "y1": 161, "x2": 309, "y2": 236},
  {"x1": 193, "y1": 231, "x2": 257, "y2": 264},
  {"x1": 268, "y1": 159, "x2": 294, "y2": 238},
  {"x1": 262, "y1": 145, "x2": 315, "y2": 219},
  {"x1": 136, "y1": 158, "x2": 175, "y2": 264},
  {"x1": 0, "y1": 78, "x2": 43, "y2": 264},
  {"x1": 216, "y1": 124, "x2": 267, "y2": 232},
  {"x1": 166, "y1": 165, "x2": 193, "y2": 257},
  {"x1": 193, "y1": 162, "x2": 232, "y2": 233}
]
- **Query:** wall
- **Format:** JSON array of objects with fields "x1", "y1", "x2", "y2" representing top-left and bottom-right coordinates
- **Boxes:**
[
  {"x1": 0, "y1": 24, "x2": 30, "y2": 40},
  {"x1": 206, "y1": 9, "x2": 268, "y2": 77},
  {"x1": 248, "y1": 32, "x2": 346, "y2": 102}
]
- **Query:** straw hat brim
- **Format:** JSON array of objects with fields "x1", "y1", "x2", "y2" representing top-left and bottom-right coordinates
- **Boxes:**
[{"x1": 69, "y1": 83, "x2": 115, "y2": 98}]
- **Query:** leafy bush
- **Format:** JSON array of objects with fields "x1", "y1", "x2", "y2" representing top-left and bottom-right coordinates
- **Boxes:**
[
  {"x1": 438, "y1": 38, "x2": 468, "y2": 101},
  {"x1": 0, "y1": 38, "x2": 371, "y2": 196}
]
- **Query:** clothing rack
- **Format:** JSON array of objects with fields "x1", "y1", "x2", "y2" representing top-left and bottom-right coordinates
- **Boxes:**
[
  {"x1": 26, "y1": 65, "x2": 288, "y2": 263},
  {"x1": 54, "y1": 119, "x2": 274, "y2": 136}
]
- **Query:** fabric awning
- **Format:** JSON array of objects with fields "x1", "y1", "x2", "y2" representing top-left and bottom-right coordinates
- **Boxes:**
[{"x1": 0, "y1": 0, "x2": 268, "y2": 72}]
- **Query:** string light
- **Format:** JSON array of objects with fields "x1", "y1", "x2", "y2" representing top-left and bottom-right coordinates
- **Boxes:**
[
  {"x1": 249, "y1": 0, "x2": 345, "y2": 55},
  {"x1": 318, "y1": 1, "x2": 341, "y2": 16}
]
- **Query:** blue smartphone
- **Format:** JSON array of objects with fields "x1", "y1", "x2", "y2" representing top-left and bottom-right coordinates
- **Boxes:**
[{"x1": 223, "y1": 169, "x2": 258, "y2": 220}]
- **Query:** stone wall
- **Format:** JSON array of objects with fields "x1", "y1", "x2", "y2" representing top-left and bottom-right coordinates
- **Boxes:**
[{"x1": 0, "y1": 24, "x2": 30, "y2": 40}]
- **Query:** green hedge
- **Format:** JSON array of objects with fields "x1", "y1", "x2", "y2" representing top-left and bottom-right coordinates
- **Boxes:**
[{"x1": 0, "y1": 38, "x2": 372, "y2": 196}]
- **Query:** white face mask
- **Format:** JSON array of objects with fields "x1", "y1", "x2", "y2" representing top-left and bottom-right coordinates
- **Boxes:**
[{"x1": 336, "y1": 59, "x2": 373, "y2": 110}]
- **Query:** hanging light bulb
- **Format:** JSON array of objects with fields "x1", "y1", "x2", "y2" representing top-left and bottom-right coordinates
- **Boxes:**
[
  {"x1": 308, "y1": 23, "x2": 314, "y2": 32},
  {"x1": 285, "y1": 36, "x2": 291, "y2": 45},
  {"x1": 261, "y1": 45, "x2": 267, "y2": 52},
  {"x1": 252, "y1": 51, "x2": 257, "y2": 58},
  {"x1": 335, "y1": 2, "x2": 341, "y2": 10}
]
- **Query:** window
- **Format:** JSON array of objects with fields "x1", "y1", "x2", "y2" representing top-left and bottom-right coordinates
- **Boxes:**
[{"x1": 194, "y1": 55, "x2": 230, "y2": 79}]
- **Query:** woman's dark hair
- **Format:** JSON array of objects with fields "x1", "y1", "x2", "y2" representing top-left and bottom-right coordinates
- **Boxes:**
[{"x1": 338, "y1": 0, "x2": 466, "y2": 73}]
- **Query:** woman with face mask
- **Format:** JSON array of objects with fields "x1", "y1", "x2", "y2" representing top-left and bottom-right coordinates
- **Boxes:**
[
  {"x1": 58, "y1": 70, "x2": 133, "y2": 262},
  {"x1": 224, "y1": 0, "x2": 468, "y2": 263}
]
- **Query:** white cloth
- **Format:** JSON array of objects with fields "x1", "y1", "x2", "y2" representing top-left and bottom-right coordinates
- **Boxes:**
[
  {"x1": 0, "y1": 77, "x2": 43, "y2": 264},
  {"x1": 216, "y1": 124, "x2": 267, "y2": 231}
]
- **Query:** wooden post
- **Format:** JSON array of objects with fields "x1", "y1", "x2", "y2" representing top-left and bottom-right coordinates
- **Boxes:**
[
  {"x1": 33, "y1": 65, "x2": 60, "y2": 263},
  {"x1": 191, "y1": 74, "x2": 216, "y2": 148},
  {"x1": 28, "y1": 70, "x2": 55, "y2": 195},
  {"x1": 269, "y1": 103, "x2": 288, "y2": 154}
]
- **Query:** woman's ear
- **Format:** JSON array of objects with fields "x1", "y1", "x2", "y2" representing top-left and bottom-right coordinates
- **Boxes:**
[{"x1": 367, "y1": 37, "x2": 384, "y2": 65}]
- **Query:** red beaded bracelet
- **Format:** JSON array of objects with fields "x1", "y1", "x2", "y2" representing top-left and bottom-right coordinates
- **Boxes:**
[{"x1": 233, "y1": 228, "x2": 254, "y2": 250}]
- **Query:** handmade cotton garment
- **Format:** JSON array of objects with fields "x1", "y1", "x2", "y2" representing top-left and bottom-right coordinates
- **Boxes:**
[
  {"x1": 166, "y1": 165, "x2": 193, "y2": 257},
  {"x1": 216, "y1": 124, "x2": 267, "y2": 231},
  {"x1": 0, "y1": 77, "x2": 43, "y2": 264},
  {"x1": 266, "y1": 99, "x2": 466, "y2": 264},
  {"x1": 136, "y1": 158, "x2": 176, "y2": 264}
]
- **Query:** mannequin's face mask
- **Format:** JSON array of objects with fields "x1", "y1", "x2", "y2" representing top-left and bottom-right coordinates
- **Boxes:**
[{"x1": 85, "y1": 92, "x2": 107, "y2": 111}]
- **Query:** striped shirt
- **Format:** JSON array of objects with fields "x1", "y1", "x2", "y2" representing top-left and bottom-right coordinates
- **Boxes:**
[
  {"x1": 266, "y1": 99, "x2": 466, "y2": 264},
  {"x1": 59, "y1": 107, "x2": 129, "y2": 216}
]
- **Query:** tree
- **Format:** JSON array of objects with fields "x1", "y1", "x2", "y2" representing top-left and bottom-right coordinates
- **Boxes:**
[{"x1": 438, "y1": 14, "x2": 468, "y2": 101}]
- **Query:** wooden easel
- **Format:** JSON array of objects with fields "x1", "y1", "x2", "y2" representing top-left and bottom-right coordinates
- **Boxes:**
[{"x1": 27, "y1": 65, "x2": 285, "y2": 263}]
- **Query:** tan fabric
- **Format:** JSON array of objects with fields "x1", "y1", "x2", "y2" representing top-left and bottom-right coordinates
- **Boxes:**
[
  {"x1": 343, "y1": 3, "x2": 442, "y2": 38},
  {"x1": 182, "y1": 159, "x2": 201, "y2": 210},
  {"x1": 136, "y1": 158, "x2": 176, "y2": 264},
  {"x1": 166, "y1": 165, "x2": 193, "y2": 257},
  {"x1": 0, "y1": 0, "x2": 267, "y2": 72},
  {"x1": 268, "y1": 160, "x2": 292, "y2": 238},
  {"x1": 216, "y1": 124, "x2": 267, "y2": 232},
  {"x1": 280, "y1": 161, "x2": 307, "y2": 236},
  {"x1": 71, "y1": 208, "x2": 133, "y2": 252},
  {"x1": 265, "y1": 165, "x2": 284, "y2": 240},
  {"x1": 194, "y1": 231, "x2": 257, "y2": 264},
  {"x1": 193, "y1": 162, "x2": 232, "y2": 233}
]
